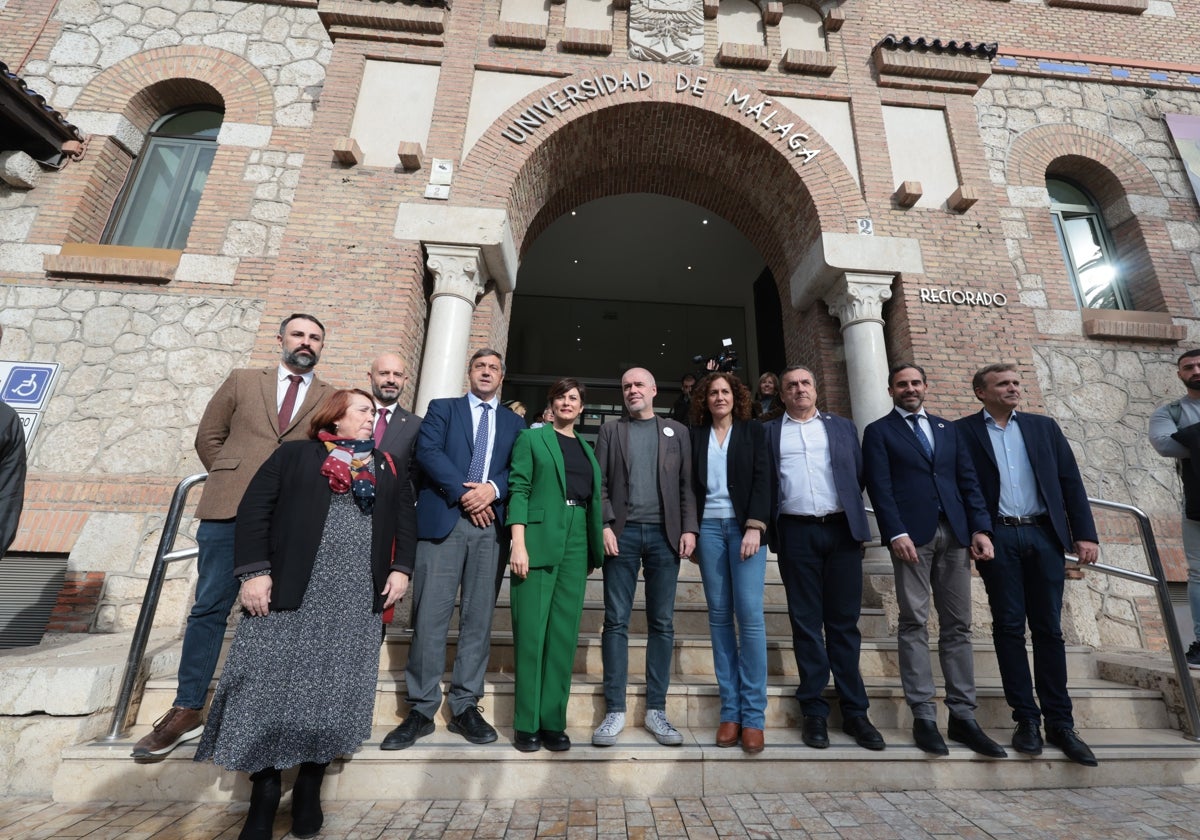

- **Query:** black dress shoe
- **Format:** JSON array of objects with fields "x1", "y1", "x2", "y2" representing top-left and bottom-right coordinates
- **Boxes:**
[
  {"x1": 381, "y1": 709, "x2": 434, "y2": 750},
  {"x1": 1046, "y1": 726, "x2": 1098, "y2": 767},
  {"x1": 1011, "y1": 719, "x2": 1044, "y2": 756},
  {"x1": 801, "y1": 715, "x2": 829, "y2": 749},
  {"x1": 842, "y1": 716, "x2": 886, "y2": 751},
  {"x1": 513, "y1": 730, "x2": 542, "y2": 752},
  {"x1": 448, "y1": 706, "x2": 498, "y2": 744},
  {"x1": 912, "y1": 718, "x2": 949, "y2": 756},
  {"x1": 540, "y1": 730, "x2": 571, "y2": 751},
  {"x1": 947, "y1": 717, "x2": 1007, "y2": 758}
]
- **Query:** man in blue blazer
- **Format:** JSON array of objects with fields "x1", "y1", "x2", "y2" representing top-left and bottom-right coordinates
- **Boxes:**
[
  {"x1": 863, "y1": 363, "x2": 1004, "y2": 758},
  {"x1": 382, "y1": 348, "x2": 525, "y2": 750},
  {"x1": 956, "y1": 363, "x2": 1100, "y2": 766},
  {"x1": 765, "y1": 366, "x2": 884, "y2": 751}
]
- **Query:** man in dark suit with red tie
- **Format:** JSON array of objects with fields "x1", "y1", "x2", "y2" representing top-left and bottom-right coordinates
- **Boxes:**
[
  {"x1": 863, "y1": 363, "x2": 1004, "y2": 758},
  {"x1": 367, "y1": 352, "x2": 422, "y2": 485},
  {"x1": 956, "y1": 363, "x2": 1101, "y2": 766},
  {"x1": 382, "y1": 348, "x2": 525, "y2": 750},
  {"x1": 133, "y1": 313, "x2": 331, "y2": 758}
]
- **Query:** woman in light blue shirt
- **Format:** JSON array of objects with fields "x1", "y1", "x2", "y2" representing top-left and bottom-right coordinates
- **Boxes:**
[{"x1": 688, "y1": 372, "x2": 771, "y2": 753}]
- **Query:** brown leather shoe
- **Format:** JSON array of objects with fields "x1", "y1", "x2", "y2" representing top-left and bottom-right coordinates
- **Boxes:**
[
  {"x1": 741, "y1": 728, "x2": 764, "y2": 754},
  {"x1": 131, "y1": 706, "x2": 204, "y2": 757},
  {"x1": 716, "y1": 721, "x2": 740, "y2": 747}
]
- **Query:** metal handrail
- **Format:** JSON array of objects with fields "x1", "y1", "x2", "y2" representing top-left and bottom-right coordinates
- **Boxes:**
[
  {"x1": 100, "y1": 473, "x2": 207, "y2": 742},
  {"x1": 1077, "y1": 497, "x2": 1200, "y2": 742}
]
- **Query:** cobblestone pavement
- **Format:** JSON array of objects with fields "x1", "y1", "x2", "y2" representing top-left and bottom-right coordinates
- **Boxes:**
[{"x1": 1, "y1": 787, "x2": 1197, "y2": 839}]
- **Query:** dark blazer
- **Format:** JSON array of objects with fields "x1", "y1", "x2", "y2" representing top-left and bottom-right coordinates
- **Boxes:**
[
  {"x1": 194, "y1": 367, "x2": 331, "y2": 520},
  {"x1": 415, "y1": 395, "x2": 525, "y2": 541},
  {"x1": 763, "y1": 411, "x2": 872, "y2": 545},
  {"x1": 863, "y1": 409, "x2": 991, "y2": 547},
  {"x1": 595, "y1": 415, "x2": 699, "y2": 550},
  {"x1": 689, "y1": 420, "x2": 770, "y2": 531},
  {"x1": 0, "y1": 402, "x2": 26, "y2": 556},
  {"x1": 507, "y1": 424, "x2": 605, "y2": 570},
  {"x1": 955, "y1": 410, "x2": 1099, "y2": 551},
  {"x1": 233, "y1": 440, "x2": 417, "y2": 612},
  {"x1": 378, "y1": 404, "x2": 422, "y2": 496}
]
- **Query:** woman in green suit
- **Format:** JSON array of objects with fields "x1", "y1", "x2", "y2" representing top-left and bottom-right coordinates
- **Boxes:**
[{"x1": 507, "y1": 378, "x2": 605, "y2": 752}]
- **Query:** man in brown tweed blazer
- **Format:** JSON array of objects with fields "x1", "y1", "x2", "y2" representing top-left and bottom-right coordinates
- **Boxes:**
[{"x1": 132, "y1": 313, "x2": 331, "y2": 758}]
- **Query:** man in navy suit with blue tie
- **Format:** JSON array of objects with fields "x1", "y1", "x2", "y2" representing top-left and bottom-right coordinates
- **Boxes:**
[
  {"x1": 956, "y1": 363, "x2": 1100, "y2": 766},
  {"x1": 863, "y1": 363, "x2": 1005, "y2": 758},
  {"x1": 382, "y1": 348, "x2": 525, "y2": 750}
]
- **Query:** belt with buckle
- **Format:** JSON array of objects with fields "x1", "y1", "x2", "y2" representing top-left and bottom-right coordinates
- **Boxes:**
[
  {"x1": 565, "y1": 499, "x2": 586, "y2": 506},
  {"x1": 997, "y1": 515, "x2": 1047, "y2": 527}
]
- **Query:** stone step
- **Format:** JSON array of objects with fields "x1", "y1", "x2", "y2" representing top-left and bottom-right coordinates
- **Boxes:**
[
  {"x1": 55, "y1": 726, "x2": 1200, "y2": 802},
  {"x1": 485, "y1": 600, "x2": 873, "y2": 637},
  {"x1": 136, "y1": 673, "x2": 1163, "y2": 731}
]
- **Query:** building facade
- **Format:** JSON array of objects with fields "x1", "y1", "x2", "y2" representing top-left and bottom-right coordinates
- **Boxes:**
[{"x1": 1, "y1": 0, "x2": 1197, "y2": 647}]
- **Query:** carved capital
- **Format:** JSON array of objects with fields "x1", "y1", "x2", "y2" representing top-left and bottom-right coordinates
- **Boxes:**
[
  {"x1": 824, "y1": 272, "x2": 894, "y2": 329},
  {"x1": 426, "y1": 244, "x2": 489, "y2": 304}
]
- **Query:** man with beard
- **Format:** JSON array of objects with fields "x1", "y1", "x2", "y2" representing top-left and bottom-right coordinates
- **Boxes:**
[
  {"x1": 1149, "y1": 348, "x2": 1200, "y2": 669},
  {"x1": 862, "y1": 363, "x2": 1003, "y2": 758},
  {"x1": 133, "y1": 313, "x2": 331, "y2": 758}
]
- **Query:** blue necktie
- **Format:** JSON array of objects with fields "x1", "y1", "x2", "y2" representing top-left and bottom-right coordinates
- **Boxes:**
[
  {"x1": 907, "y1": 414, "x2": 933, "y2": 459},
  {"x1": 466, "y1": 403, "x2": 492, "y2": 483}
]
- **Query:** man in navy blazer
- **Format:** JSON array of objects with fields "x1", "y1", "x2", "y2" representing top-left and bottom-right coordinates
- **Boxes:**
[
  {"x1": 863, "y1": 363, "x2": 1004, "y2": 759},
  {"x1": 382, "y1": 348, "x2": 525, "y2": 751},
  {"x1": 765, "y1": 366, "x2": 884, "y2": 752},
  {"x1": 956, "y1": 363, "x2": 1100, "y2": 766}
]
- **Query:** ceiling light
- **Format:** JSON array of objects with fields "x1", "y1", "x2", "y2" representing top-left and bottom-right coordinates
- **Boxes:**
[{"x1": 702, "y1": 219, "x2": 708, "y2": 225}]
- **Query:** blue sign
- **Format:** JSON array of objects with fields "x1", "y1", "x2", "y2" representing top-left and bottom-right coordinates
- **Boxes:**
[{"x1": 2, "y1": 366, "x2": 54, "y2": 406}]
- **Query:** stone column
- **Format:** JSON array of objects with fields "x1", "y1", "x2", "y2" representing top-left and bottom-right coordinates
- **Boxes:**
[
  {"x1": 824, "y1": 272, "x2": 894, "y2": 432},
  {"x1": 414, "y1": 244, "x2": 489, "y2": 415}
]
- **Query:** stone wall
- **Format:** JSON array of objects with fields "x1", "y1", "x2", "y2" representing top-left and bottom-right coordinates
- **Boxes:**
[{"x1": 978, "y1": 71, "x2": 1200, "y2": 647}]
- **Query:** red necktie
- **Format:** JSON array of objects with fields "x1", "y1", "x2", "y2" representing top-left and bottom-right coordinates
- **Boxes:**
[
  {"x1": 278, "y1": 374, "x2": 303, "y2": 431},
  {"x1": 374, "y1": 406, "x2": 390, "y2": 447}
]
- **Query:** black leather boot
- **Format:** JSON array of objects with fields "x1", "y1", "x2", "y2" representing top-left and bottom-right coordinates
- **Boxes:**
[
  {"x1": 239, "y1": 767, "x2": 281, "y2": 840},
  {"x1": 291, "y1": 761, "x2": 328, "y2": 839}
]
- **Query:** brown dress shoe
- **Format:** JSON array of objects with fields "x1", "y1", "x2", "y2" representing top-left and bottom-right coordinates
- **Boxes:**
[
  {"x1": 741, "y1": 728, "x2": 764, "y2": 754},
  {"x1": 131, "y1": 706, "x2": 204, "y2": 757},
  {"x1": 716, "y1": 721, "x2": 741, "y2": 747}
]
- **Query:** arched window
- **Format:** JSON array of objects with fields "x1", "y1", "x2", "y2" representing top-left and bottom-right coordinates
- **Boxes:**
[
  {"x1": 1047, "y1": 177, "x2": 1127, "y2": 310},
  {"x1": 104, "y1": 107, "x2": 223, "y2": 250}
]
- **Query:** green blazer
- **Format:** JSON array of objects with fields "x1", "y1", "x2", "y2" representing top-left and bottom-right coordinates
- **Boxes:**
[{"x1": 507, "y1": 424, "x2": 605, "y2": 571}]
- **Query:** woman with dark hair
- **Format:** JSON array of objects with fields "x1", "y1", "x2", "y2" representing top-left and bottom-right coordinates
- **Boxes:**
[
  {"x1": 506, "y1": 377, "x2": 604, "y2": 752},
  {"x1": 753, "y1": 372, "x2": 784, "y2": 420},
  {"x1": 194, "y1": 388, "x2": 415, "y2": 840},
  {"x1": 688, "y1": 372, "x2": 771, "y2": 753}
]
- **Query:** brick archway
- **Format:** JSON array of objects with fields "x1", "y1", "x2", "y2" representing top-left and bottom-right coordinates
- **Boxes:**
[
  {"x1": 1006, "y1": 123, "x2": 1162, "y2": 199},
  {"x1": 456, "y1": 66, "x2": 866, "y2": 289},
  {"x1": 71, "y1": 45, "x2": 275, "y2": 128}
]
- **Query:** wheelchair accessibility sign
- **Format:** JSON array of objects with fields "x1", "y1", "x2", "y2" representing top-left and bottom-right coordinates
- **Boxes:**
[{"x1": 1, "y1": 363, "x2": 58, "y2": 410}]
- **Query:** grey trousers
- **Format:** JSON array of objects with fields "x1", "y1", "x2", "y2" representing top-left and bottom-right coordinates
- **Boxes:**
[
  {"x1": 405, "y1": 517, "x2": 501, "y2": 718},
  {"x1": 893, "y1": 519, "x2": 977, "y2": 722}
]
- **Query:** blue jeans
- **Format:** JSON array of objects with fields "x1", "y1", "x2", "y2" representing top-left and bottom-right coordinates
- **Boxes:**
[
  {"x1": 601, "y1": 523, "x2": 680, "y2": 712},
  {"x1": 697, "y1": 518, "x2": 767, "y2": 729},
  {"x1": 174, "y1": 519, "x2": 240, "y2": 710},
  {"x1": 1182, "y1": 518, "x2": 1200, "y2": 644},
  {"x1": 979, "y1": 523, "x2": 1073, "y2": 729}
]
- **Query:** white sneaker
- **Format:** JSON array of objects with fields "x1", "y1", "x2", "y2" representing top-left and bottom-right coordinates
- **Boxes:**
[
  {"x1": 592, "y1": 712, "x2": 626, "y2": 746},
  {"x1": 644, "y1": 709, "x2": 683, "y2": 746}
]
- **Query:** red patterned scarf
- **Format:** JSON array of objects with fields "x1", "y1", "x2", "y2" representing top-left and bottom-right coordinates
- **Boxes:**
[{"x1": 318, "y1": 431, "x2": 376, "y2": 513}]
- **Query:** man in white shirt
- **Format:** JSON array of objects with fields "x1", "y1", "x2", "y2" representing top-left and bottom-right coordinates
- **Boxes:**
[
  {"x1": 368, "y1": 352, "x2": 422, "y2": 483},
  {"x1": 763, "y1": 366, "x2": 884, "y2": 752}
]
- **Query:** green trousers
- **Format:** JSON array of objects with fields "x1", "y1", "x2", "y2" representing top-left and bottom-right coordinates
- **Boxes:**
[{"x1": 510, "y1": 504, "x2": 589, "y2": 733}]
